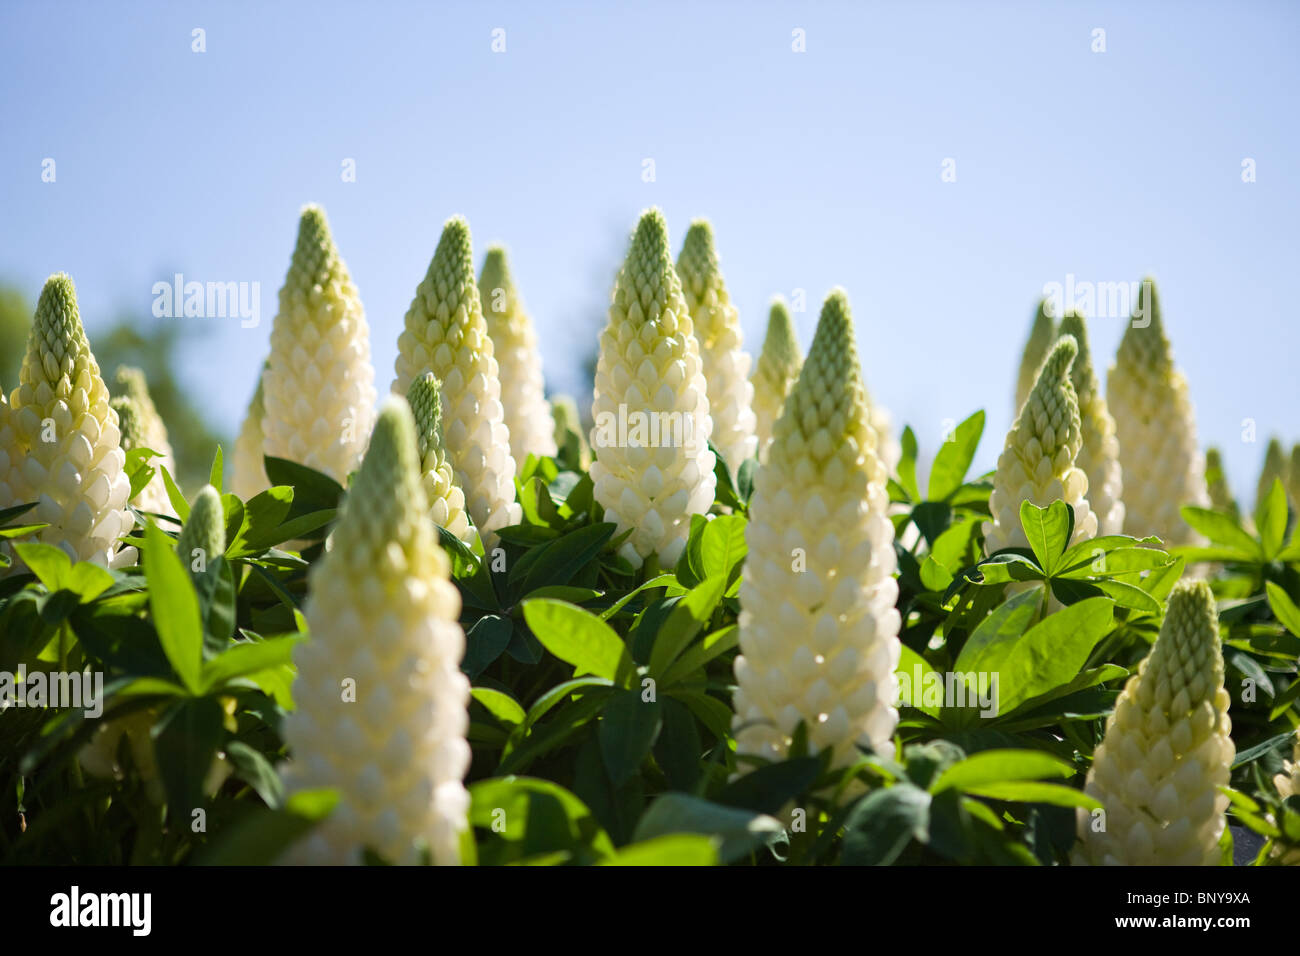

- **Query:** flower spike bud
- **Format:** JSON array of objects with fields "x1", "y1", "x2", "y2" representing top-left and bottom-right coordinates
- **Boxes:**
[
  {"x1": 984, "y1": 335, "x2": 1097, "y2": 556},
  {"x1": 1057, "y1": 313, "x2": 1124, "y2": 535},
  {"x1": 1203, "y1": 447, "x2": 1238, "y2": 519},
  {"x1": 751, "y1": 296, "x2": 802, "y2": 463},
  {"x1": 1074, "y1": 580, "x2": 1234, "y2": 865},
  {"x1": 589, "y1": 209, "x2": 716, "y2": 568},
  {"x1": 176, "y1": 484, "x2": 226, "y2": 574},
  {"x1": 110, "y1": 394, "x2": 172, "y2": 516},
  {"x1": 392, "y1": 216, "x2": 520, "y2": 542},
  {"x1": 261, "y1": 204, "x2": 377, "y2": 485},
  {"x1": 1, "y1": 274, "x2": 132, "y2": 566},
  {"x1": 478, "y1": 245, "x2": 557, "y2": 471},
  {"x1": 112, "y1": 366, "x2": 177, "y2": 508},
  {"x1": 1107, "y1": 279, "x2": 1208, "y2": 545},
  {"x1": 733, "y1": 288, "x2": 901, "y2": 772},
  {"x1": 231, "y1": 369, "x2": 267, "y2": 501},
  {"x1": 1255, "y1": 437, "x2": 1288, "y2": 514},
  {"x1": 676, "y1": 220, "x2": 757, "y2": 476},
  {"x1": 283, "y1": 397, "x2": 470, "y2": 865},
  {"x1": 1015, "y1": 298, "x2": 1056, "y2": 412},
  {"x1": 407, "y1": 372, "x2": 476, "y2": 547}
]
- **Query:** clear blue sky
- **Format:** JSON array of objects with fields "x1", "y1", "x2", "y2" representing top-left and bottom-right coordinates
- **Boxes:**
[{"x1": 2, "y1": 0, "x2": 1296, "y2": 502}]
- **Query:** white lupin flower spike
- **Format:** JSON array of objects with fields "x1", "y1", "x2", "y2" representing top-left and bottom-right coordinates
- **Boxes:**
[
  {"x1": 676, "y1": 220, "x2": 757, "y2": 477},
  {"x1": 282, "y1": 397, "x2": 470, "y2": 866},
  {"x1": 0, "y1": 274, "x2": 133, "y2": 567},
  {"x1": 1073, "y1": 580, "x2": 1234, "y2": 866},
  {"x1": 392, "y1": 216, "x2": 521, "y2": 543},
  {"x1": 733, "y1": 288, "x2": 901, "y2": 772},
  {"x1": 589, "y1": 209, "x2": 716, "y2": 568},
  {"x1": 1106, "y1": 279, "x2": 1208, "y2": 546},
  {"x1": 984, "y1": 335, "x2": 1097, "y2": 556},
  {"x1": 261, "y1": 204, "x2": 377, "y2": 485},
  {"x1": 751, "y1": 297, "x2": 802, "y2": 464},
  {"x1": 112, "y1": 366, "x2": 177, "y2": 516},
  {"x1": 406, "y1": 371, "x2": 477, "y2": 547},
  {"x1": 1057, "y1": 313, "x2": 1124, "y2": 535},
  {"x1": 1015, "y1": 299, "x2": 1056, "y2": 412},
  {"x1": 231, "y1": 368, "x2": 267, "y2": 501},
  {"x1": 478, "y1": 245, "x2": 557, "y2": 472},
  {"x1": 110, "y1": 393, "x2": 173, "y2": 517}
]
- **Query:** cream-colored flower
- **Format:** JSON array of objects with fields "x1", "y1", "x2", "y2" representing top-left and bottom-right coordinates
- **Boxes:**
[
  {"x1": 392, "y1": 217, "x2": 520, "y2": 542},
  {"x1": 478, "y1": 245, "x2": 557, "y2": 472},
  {"x1": 983, "y1": 335, "x2": 1097, "y2": 556},
  {"x1": 1015, "y1": 298, "x2": 1056, "y2": 412},
  {"x1": 733, "y1": 288, "x2": 900, "y2": 771},
  {"x1": 676, "y1": 220, "x2": 756, "y2": 476},
  {"x1": 407, "y1": 372, "x2": 476, "y2": 547},
  {"x1": 112, "y1": 366, "x2": 177, "y2": 516},
  {"x1": 0, "y1": 274, "x2": 132, "y2": 566},
  {"x1": 589, "y1": 209, "x2": 716, "y2": 568},
  {"x1": 282, "y1": 398, "x2": 470, "y2": 865},
  {"x1": 232, "y1": 369, "x2": 267, "y2": 501},
  {"x1": 751, "y1": 297, "x2": 801, "y2": 464},
  {"x1": 261, "y1": 205, "x2": 377, "y2": 484},
  {"x1": 1106, "y1": 280, "x2": 1208, "y2": 546},
  {"x1": 1073, "y1": 580, "x2": 1234, "y2": 866},
  {"x1": 1057, "y1": 313, "x2": 1124, "y2": 535}
]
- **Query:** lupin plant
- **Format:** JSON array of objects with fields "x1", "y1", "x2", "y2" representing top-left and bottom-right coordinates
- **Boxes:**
[
  {"x1": 1106, "y1": 279, "x2": 1208, "y2": 546},
  {"x1": 732, "y1": 288, "x2": 901, "y2": 771},
  {"x1": 110, "y1": 393, "x2": 173, "y2": 516},
  {"x1": 478, "y1": 245, "x2": 557, "y2": 471},
  {"x1": 1073, "y1": 580, "x2": 1234, "y2": 866},
  {"x1": 676, "y1": 220, "x2": 757, "y2": 475},
  {"x1": 282, "y1": 397, "x2": 470, "y2": 866},
  {"x1": 231, "y1": 369, "x2": 266, "y2": 501},
  {"x1": 392, "y1": 216, "x2": 520, "y2": 541},
  {"x1": 589, "y1": 209, "x2": 716, "y2": 568},
  {"x1": 112, "y1": 365, "x2": 177, "y2": 511},
  {"x1": 406, "y1": 371, "x2": 476, "y2": 547},
  {"x1": 750, "y1": 296, "x2": 802, "y2": 463},
  {"x1": 1255, "y1": 437, "x2": 1288, "y2": 514},
  {"x1": 175, "y1": 483, "x2": 225, "y2": 573},
  {"x1": 1204, "y1": 447, "x2": 1239, "y2": 519},
  {"x1": 1056, "y1": 313, "x2": 1124, "y2": 535},
  {"x1": 550, "y1": 392, "x2": 591, "y2": 470},
  {"x1": 261, "y1": 205, "x2": 377, "y2": 485},
  {"x1": 983, "y1": 335, "x2": 1097, "y2": 556},
  {"x1": 1014, "y1": 298, "x2": 1056, "y2": 412},
  {"x1": 0, "y1": 274, "x2": 133, "y2": 566}
]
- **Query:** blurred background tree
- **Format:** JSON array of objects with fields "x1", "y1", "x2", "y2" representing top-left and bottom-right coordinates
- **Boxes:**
[{"x1": 0, "y1": 281, "x2": 225, "y2": 491}]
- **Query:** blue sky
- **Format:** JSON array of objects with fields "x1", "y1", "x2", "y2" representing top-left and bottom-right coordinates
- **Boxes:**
[{"x1": 1, "y1": 0, "x2": 1296, "y2": 501}]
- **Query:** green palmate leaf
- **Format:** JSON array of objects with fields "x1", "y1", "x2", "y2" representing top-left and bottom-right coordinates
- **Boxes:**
[
  {"x1": 952, "y1": 588, "x2": 1042, "y2": 675},
  {"x1": 897, "y1": 644, "x2": 943, "y2": 718},
  {"x1": 660, "y1": 624, "x2": 738, "y2": 687},
  {"x1": 518, "y1": 521, "x2": 616, "y2": 595},
  {"x1": 472, "y1": 687, "x2": 526, "y2": 727},
  {"x1": 961, "y1": 781, "x2": 1100, "y2": 810},
  {"x1": 991, "y1": 597, "x2": 1115, "y2": 715},
  {"x1": 1059, "y1": 545, "x2": 1173, "y2": 578},
  {"x1": 12, "y1": 542, "x2": 71, "y2": 590},
  {"x1": 929, "y1": 749, "x2": 1075, "y2": 794},
  {"x1": 521, "y1": 599, "x2": 629, "y2": 683},
  {"x1": 1019, "y1": 500, "x2": 1073, "y2": 575},
  {"x1": 699, "y1": 514, "x2": 747, "y2": 586},
  {"x1": 227, "y1": 486, "x2": 294, "y2": 554},
  {"x1": 152, "y1": 695, "x2": 227, "y2": 814},
  {"x1": 463, "y1": 614, "x2": 514, "y2": 679},
  {"x1": 144, "y1": 522, "x2": 204, "y2": 693},
  {"x1": 519, "y1": 476, "x2": 562, "y2": 528},
  {"x1": 468, "y1": 776, "x2": 615, "y2": 860},
  {"x1": 1256, "y1": 479, "x2": 1287, "y2": 559},
  {"x1": 598, "y1": 573, "x2": 675, "y2": 621},
  {"x1": 1266, "y1": 582, "x2": 1300, "y2": 637},
  {"x1": 717, "y1": 757, "x2": 823, "y2": 815},
  {"x1": 225, "y1": 739, "x2": 283, "y2": 808},
  {"x1": 263, "y1": 456, "x2": 345, "y2": 513},
  {"x1": 200, "y1": 635, "x2": 301, "y2": 692},
  {"x1": 160, "y1": 465, "x2": 190, "y2": 521},
  {"x1": 971, "y1": 552, "x2": 1045, "y2": 585},
  {"x1": 673, "y1": 514, "x2": 711, "y2": 588},
  {"x1": 632, "y1": 793, "x2": 784, "y2": 864},
  {"x1": 928, "y1": 410, "x2": 985, "y2": 502},
  {"x1": 598, "y1": 834, "x2": 718, "y2": 866},
  {"x1": 649, "y1": 575, "x2": 726, "y2": 678},
  {"x1": 124, "y1": 447, "x2": 160, "y2": 501},
  {"x1": 598, "y1": 690, "x2": 662, "y2": 785},
  {"x1": 840, "y1": 784, "x2": 931, "y2": 866},
  {"x1": 897, "y1": 426, "x2": 920, "y2": 501},
  {"x1": 523, "y1": 677, "x2": 615, "y2": 730},
  {"x1": 1180, "y1": 505, "x2": 1261, "y2": 559}
]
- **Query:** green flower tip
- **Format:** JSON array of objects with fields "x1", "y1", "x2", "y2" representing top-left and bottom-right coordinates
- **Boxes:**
[
  {"x1": 110, "y1": 394, "x2": 144, "y2": 446},
  {"x1": 34, "y1": 272, "x2": 82, "y2": 338},
  {"x1": 1056, "y1": 312, "x2": 1093, "y2": 374},
  {"x1": 631, "y1": 207, "x2": 671, "y2": 263},
  {"x1": 435, "y1": 215, "x2": 475, "y2": 275},
  {"x1": 1205, "y1": 447, "x2": 1224, "y2": 469},
  {"x1": 178, "y1": 484, "x2": 226, "y2": 561},
  {"x1": 1036, "y1": 334, "x2": 1078, "y2": 390},
  {"x1": 406, "y1": 371, "x2": 445, "y2": 461},
  {"x1": 1164, "y1": 578, "x2": 1218, "y2": 643},
  {"x1": 478, "y1": 244, "x2": 513, "y2": 303},
  {"x1": 1032, "y1": 296, "x2": 1057, "y2": 327},
  {"x1": 360, "y1": 396, "x2": 421, "y2": 493},
  {"x1": 296, "y1": 204, "x2": 332, "y2": 247},
  {"x1": 764, "y1": 296, "x2": 800, "y2": 361}
]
